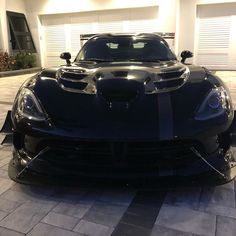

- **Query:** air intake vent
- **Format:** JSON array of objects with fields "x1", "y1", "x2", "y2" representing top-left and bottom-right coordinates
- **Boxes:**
[
  {"x1": 159, "y1": 70, "x2": 184, "y2": 80},
  {"x1": 61, "y1": 80, "x2": 88, "y2": 90},
  {"x1": 57, "y1": 68, "x2": 92, "y2": 93},
  {"x1": 60, "y1": 69, "x2": 87, "y2": 82},
  {"x1": 153, "y1": 67, "x2": 189, "y2": 92}
]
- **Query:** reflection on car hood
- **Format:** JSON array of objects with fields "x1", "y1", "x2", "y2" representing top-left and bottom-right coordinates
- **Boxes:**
[
  {"x1": 39, "y1": 61, "x2": 198, "y2": 94},
  {"x1": 30, "y1": 60, "x2": 221, "y2": 136}
]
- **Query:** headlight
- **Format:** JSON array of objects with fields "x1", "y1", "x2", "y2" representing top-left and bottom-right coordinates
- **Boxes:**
[
  {"x1": 195, "y1": 86, "x2": 231, "y2": 121},
  {"x1": 16, "y1": 88, "x2": 46, "y2": 121}
]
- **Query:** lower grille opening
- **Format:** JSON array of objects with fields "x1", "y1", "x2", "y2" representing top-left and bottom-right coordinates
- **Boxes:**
[{"x1": 34, "y1": 140, "x2": 205, "y2": 173}]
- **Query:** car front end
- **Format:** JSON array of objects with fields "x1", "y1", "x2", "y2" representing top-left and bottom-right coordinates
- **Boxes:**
[{"x1": 5, "y1": 34, "x2": 236, "y2": 184}]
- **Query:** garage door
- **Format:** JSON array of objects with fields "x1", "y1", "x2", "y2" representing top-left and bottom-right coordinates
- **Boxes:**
[
  {"x1": 41, "y1": 7, "x2": 158, "y2": 67},
  {"x1": 195, "y1": 3, "x2": 236, "y2": 70}
]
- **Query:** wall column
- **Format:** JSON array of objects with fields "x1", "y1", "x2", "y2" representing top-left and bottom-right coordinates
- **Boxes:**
[
  {"x1": 0, "y1": 0, "x2": 9, "y2": 52},
  {"x1": 178, "y1": 0, "x2": 197, "y2": 59}
]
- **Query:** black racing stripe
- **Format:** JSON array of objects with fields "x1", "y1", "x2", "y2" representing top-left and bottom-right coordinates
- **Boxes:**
[
  {"x1": 111, "y1": 190, "x2": 166, "y2": 236},
  {"x1": 158, "y1": 92, "x2": 173, "y2": 140},
  {"x1": 0, "y1": 101, "x2": 13, "y2": 105}
]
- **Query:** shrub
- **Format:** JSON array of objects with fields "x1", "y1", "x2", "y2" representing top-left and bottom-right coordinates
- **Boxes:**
[
  {"x1": 0, "y1": 51, "x2": 36, "y2": 71},
  {"x1": 13, "y1": 52, "x2": 36, "y2": 70},
  {"x1": 0, "y1": 51, "x2": 15, "y2": 72}
]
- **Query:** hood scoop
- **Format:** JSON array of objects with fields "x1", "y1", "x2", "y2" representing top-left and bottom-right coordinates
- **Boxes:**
[{"x1": 111, "y1": 71, "x2": 128, "y2": 78}]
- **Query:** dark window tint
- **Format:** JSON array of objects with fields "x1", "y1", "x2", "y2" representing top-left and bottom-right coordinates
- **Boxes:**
[
  {"x1": 7, "y1": 11, "x2": 36, "y2": 52},
  {"x1": 76, "y1": 36, "x2": 176, "y2": 62}
]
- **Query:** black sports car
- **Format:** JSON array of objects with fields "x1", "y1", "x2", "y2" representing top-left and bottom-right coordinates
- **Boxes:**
[{"x1": 4, "y1": 33, "x2": 236, "y2": 184}]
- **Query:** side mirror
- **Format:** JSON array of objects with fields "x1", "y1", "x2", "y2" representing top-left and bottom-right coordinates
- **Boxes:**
[
  {"x1": 60, "y1": 52, "x2": 71, "y2": 66},
  {"x1": 180, "y1": 50, "x2": 193, "y2": 64}
]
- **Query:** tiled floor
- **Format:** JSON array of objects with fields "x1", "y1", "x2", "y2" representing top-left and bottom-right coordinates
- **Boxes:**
[{"x1": 0, "y1": 71, "x2": 236, "y2": 236}]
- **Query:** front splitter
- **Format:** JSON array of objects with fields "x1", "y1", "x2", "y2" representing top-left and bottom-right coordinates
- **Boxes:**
[{"x1": 8, "y1": 157, "x2": 236, "y2": 187}]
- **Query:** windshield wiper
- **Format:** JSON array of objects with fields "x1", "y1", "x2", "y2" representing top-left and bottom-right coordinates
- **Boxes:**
[{"x1": 79, "y1": 58, "x2": 112, "y2": 63}]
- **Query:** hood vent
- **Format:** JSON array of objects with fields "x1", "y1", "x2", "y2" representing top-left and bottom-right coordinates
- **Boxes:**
[
  {"x1": 153, "y1": 67, "x2": 190, "y2": 93},
  {"x1": 57, "y1": 68, "x2": 93, "y2": 93},
  {"x1": 159, "y1": 70, "x2": 184, "y2": 80},
  {"x1": 61, "y1": 80, "x2": 88, "y2": 91},
  {"x1": 59, "y1": 69, "x2": 87, "y2": 82}
]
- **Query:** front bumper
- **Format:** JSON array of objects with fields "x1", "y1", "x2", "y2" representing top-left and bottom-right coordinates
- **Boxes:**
[
  {"x1": 3, "y1": 110, "x2": 236, "y2": 185},
  {"x1": 8, "y1": 137, "x2": 236, "y2": 185}
]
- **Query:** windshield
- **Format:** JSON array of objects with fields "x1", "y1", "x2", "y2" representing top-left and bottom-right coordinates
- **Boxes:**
[{"x1": 75, "y1": 36, "x2": 176, "y2": 62}]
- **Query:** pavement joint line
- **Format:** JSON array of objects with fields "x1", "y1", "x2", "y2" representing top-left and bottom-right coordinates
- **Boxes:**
[
  {"x1": 0, "y1": 225, "x2": 25, "y2": 235},
  {"x1": 0, "y1": 101, "x2": 13, "y2": 105},
  {"x1": 39, "y1": 220, "x2": 81, "y2": 233}
]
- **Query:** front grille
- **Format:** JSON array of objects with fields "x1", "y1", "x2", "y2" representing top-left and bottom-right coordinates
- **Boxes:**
[{"x1": 36, "y1": 140, "x2": 204, "y2": 171}]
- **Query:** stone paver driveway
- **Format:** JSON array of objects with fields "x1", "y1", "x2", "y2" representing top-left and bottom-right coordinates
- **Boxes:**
[{"x1": 0, "y1": 72, "x2": 236, "y2": 236}]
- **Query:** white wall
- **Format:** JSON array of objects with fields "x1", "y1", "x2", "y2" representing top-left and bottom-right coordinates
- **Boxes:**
[
  {"x1": 24, "y1": 0, "x2": 178, "y2": 66},
  {"x1": 156, "y1": 0, "x2": 177, "y2": 32},
  {"x1": 197, "y1": 0, "x2": 236, "y2": 4},
  {"x1": 0, "y1": 0, "x2": 7, "y2": 51},
  {"x1": 0, "y1": 17, "x2": 3, "y2": 51},
  {"x1": 0, "y1": 0, "x2": 26, "y2": 52},
  {"x1": 178, "y1": 0, "x2": 196, "y2": 58},
  {"x1": 25, "y1": 0, "x2": 158, "y2": 15},
  {"x1": 2, "y1": 0, "x2": 236, "y2": 64},
  {"x1": 6, "y1": 0, "x2": 26, "y2": 13}
]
